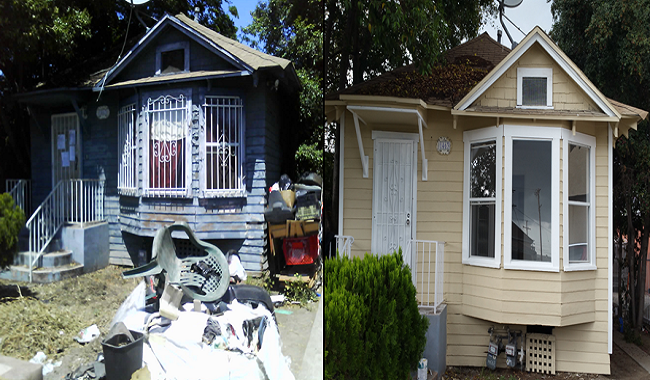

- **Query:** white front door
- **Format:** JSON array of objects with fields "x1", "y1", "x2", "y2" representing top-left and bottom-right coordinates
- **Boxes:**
[
  {"x1": 371, "y1": 135, "x2": 417, "y2": 255},
  {"x1": 51, "y1": 113, "x2": 81, "y2": 187}
]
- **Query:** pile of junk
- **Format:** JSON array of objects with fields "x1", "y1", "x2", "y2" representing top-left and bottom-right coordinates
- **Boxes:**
[
  {"x1": 69, "y1": 222, "x2": 294, "y2": 380},
  {"x1": 264, "y1": 173, "x2": 322, "y2": 276}
]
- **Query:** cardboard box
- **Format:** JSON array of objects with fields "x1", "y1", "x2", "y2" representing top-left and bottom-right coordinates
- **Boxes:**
[{"x1": 280, "y1": 190, "x2": 295, "y2": 208}]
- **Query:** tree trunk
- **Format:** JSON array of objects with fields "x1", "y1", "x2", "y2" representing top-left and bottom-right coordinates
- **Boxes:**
[
  {"x1": 636, "y1": 213, "x2": 650, "y2": 327},
  {"x1": 338, "y1": 0, "x2": 357, "y2": 91},
  {"x1": 627, "y1": 189, "x2": 637, "y2": 327},
  {"x1": 324, "y1": 0, "x2": 334, "y2": 93}
]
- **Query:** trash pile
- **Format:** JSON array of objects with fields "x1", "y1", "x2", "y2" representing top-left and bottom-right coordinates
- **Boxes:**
[
  {"x1": 264, "y1": 173, "x2": 322, "y2": 225},
  {"x1": 264, "y1": 173, "x2": 322, "y2": 269},
  {"x1": 66, "y1": 223, "x2": 294, "y2": 380}
]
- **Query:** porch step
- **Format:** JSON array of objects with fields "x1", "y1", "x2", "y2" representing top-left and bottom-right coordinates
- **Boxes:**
[
  {"x1": 0, "y1": 262, "x2": 84, "y2": 283},
  {"x1": 14, "y1": 250, "x2": 73, "y2": 268}
]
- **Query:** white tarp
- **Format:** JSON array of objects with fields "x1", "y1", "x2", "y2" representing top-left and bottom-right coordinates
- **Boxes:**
[{"x1": 112, "y1": 284, "x2": 294, "y2": 380}]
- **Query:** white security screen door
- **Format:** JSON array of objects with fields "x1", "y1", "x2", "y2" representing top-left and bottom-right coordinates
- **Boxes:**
[
  {"x1": 371, "y1": 135, "x2": 417, "y2": 255},
  {"x1": 51, "y1": 113, "x2": 81, "y2": 186}
]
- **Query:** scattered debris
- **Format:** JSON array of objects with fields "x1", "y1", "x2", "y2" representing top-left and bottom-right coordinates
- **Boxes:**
[
  {"x1": 74, "y1": 324, "x2": 100, "y2": 344},
  {"x1": 29, "y1": 351, "x2": 62, "y2": 376},
  {"x1": 270, "y1": 294, "x2": 285, "y2": 305}
]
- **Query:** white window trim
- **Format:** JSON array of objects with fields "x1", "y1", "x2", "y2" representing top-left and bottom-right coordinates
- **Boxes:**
[
  {"x1": 462, "y1": 126, "x2": 503, "y2": 268},
  {"x1": 503, "y1": 125, "x2": 561, "y2": 272},
  {"x1": 142, "y1": 90, "x2": 192, "y2": 197},
  {"x1": 117, "y1": 103, "x2": 138, "y2": 195},
  {"x1": 155, "y1": 41, "x2": 190, "y2": 75},
  {"x1": 562, "y1": 130, "x2": 597, "y2": 271},
  {"x1": 199, "y1": 95, "x2": 246, "y2": 197},
  {"x1": 517, "y1": 67, "x2": 553, "y2": 109}
]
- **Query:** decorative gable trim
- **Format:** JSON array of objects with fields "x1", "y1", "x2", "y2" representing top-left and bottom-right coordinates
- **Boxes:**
[
  {"x1": 96, "y1": 14, "x2": 252, "y2": 89},
  {"x1": 455, "y1": 27, "x2": 620, "y2": 119}
]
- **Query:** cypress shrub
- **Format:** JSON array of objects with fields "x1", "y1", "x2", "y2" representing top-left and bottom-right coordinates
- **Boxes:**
[
  {"x1": 0, "y1": 193, "x2": 25, "y2": 269},
  {"x1": 324, "y1": 249, "x2": 429, "y2": 380}
]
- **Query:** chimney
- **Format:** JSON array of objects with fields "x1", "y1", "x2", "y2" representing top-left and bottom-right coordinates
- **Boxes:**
[{"x1": 497, "y1": 30, "x2": 502, "y2": 44}]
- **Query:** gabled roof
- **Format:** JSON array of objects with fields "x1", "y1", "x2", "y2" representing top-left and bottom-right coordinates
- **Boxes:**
[
  {"x1": 326, "y1": 33, "x2": 510, "y2": 107},
  {"x1": 454, "y1": 26, "x2": 621, "y2": 119},
  {"x1": 97, "y1": 13, "x2": 297, "y2": 90}
]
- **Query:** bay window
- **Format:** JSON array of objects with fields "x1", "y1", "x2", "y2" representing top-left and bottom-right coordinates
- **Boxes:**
[
  {"x1": 463, "y1": 127, "x2": 502, "y2": 268},
  {"x1": 145, "y1": 93, "x2": 190, "y2": 196},
  {"x1": 201, "y1": 96, "x2": 244, "y2": 196},
  {"x1": 564, "y1": 132, "x2": 596, "y2": 270},
  {"x1": 504, "y1": 126, "x2": 560, "y2": 271},
  {"x1": 118, "y1": 104, "x2": 137, "y2": 195}
]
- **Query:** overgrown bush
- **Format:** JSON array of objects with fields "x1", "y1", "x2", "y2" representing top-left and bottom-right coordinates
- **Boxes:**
[
  {"x1": 0, "y1": 193, "x2": 25, "y2": 269},
  {"x1": 324, "y1": 249, "x2": 429, "y2": 380}
]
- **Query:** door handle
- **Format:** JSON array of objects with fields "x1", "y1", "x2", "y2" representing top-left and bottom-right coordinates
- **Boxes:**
[{"x1": 406, "y1": 212, "x2": 411, "y2": 226}]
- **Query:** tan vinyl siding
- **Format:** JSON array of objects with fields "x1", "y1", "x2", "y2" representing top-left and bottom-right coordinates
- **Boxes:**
[{"x1": 475, "y1": 43, "x2": 600, "y2": 112}]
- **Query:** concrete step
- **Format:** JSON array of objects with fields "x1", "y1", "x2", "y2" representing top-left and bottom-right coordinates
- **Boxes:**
[
  {"x1": 14, "y1": 250, "x2": 72, "y2": 268},
  {"x1": 0, "y1": 262, "x2": 84, "y2": 283}
]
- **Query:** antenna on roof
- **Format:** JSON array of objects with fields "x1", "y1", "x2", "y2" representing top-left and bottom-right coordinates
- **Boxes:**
[
  {"x1": 499, "y1": 0, "x2": 523, "y2": 49},
  {"x1": 122, "y1": 0, "x2": 151, "y2": 31}
]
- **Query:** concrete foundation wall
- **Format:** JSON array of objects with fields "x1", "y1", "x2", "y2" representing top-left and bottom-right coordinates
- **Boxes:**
[{"x1": 61, "y1": 222, "x2": 110, "y2": 273}]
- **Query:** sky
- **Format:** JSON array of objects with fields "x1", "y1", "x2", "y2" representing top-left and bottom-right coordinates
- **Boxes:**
[
  {"x1": 479, "y1": 1, "x2": 554, "y2": 48},
  {"x1": 225, "y1": 0, "x2": 260, "y2": 47}
]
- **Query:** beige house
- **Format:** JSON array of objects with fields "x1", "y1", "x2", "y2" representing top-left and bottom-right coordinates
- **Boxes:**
[{"x1": 325, "y1": 27, "x2": 647, "y2": 374}]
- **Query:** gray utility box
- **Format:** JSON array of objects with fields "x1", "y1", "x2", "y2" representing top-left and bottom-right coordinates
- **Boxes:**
[{"x1": 421, "y1": 303, "x2": 447, "y2": 376}]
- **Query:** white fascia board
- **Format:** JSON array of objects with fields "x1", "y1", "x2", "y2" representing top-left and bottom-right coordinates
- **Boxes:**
[
  {"x1": 456, "y1": 33, "x2": 618, "y2": 118},
  {"x1": 346, "y1": 105, "x2": 429, "y2": 129},
  {"x1": 608, "y1": 123, "x2": 613, "y2": 354}
]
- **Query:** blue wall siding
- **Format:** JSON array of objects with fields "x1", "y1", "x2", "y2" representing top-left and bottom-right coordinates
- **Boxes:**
[{"x1": 112, "y1": 26, "x2": 238, "y2": 84}]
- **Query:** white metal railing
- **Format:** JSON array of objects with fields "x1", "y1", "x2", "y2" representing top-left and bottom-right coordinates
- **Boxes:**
[
  {"x1": 334, "y1": 235, "x2": 354, "y2": 258},
  {"x1": 26, "y1": 179, "x2": 105, "y2": 282},
  {"x1": 6, "y1": 179, "x2": 31, "y2": 216},
  {"x1": 405, "y1": 239, "x2": 445, "y2": 313}
]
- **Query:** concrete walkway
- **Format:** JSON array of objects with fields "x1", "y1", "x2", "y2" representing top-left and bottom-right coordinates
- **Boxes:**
[
  {"x1": 614, "y1": 330, "x2": 650, "y2": 373},
  {"x1": 298, "y1": 296, "x2": 323, "y2": 380}
]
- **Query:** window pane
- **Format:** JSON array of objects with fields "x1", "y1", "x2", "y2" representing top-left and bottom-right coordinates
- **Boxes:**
[
  {"x1": 470, "y1": 141, "x2": 496, "y2": 198},
  {"x1": 511, "y1": 140, "x2": 551, "y2": 262},
  {"x1": 569, "y1": 204, "x2": 589, "y2": 262},
  {"x1": 568, "y1": 143, "x2": 589, "y2": 202},
  {"x1": 471, "y1": 202, "x2": 495, "y2": 257},
  {"x1": 203, "y1": 97, "x2": 243, "y2": 191},
  {"x1": 522, "y1": 77, "x2": 547, "y2": 106},
  {"x1": 148, "y1": 95, "x2": 187, "y2": 193},
  {"x1": 161, "y1": 49, "x2": 185, "y2": 74}
]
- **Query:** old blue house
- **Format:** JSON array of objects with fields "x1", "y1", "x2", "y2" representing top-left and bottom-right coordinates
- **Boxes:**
[{"x1": 5, "y1": 13, "x2": 299, "y2": 281}]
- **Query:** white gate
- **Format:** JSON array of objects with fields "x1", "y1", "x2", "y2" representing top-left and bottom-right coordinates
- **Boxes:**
[
  {"x1": 371, "y1": 135, "x2": 417, "y2": 255},
  {"x1": 51, "y1": 113, "x2": 81, "y2": 186}
]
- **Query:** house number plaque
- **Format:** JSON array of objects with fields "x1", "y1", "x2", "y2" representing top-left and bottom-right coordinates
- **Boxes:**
[
  {"x1": 437, "y1": 136, "x2": 451, "y2": 155},
  {"x1": 96, "y1": 106, "x2": 110, "y2": 120}
]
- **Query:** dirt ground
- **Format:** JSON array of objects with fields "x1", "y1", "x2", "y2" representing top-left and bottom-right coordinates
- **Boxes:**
[{"x1": 0, "y1": 265, "x2": 140, "y2": 379}]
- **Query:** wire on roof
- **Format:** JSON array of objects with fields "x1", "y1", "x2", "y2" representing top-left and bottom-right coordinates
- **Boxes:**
[{"x1": 97, "y1": 2, "x2": 135, "y2": 101}]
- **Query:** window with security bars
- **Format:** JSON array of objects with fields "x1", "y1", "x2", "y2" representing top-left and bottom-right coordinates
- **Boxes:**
[
  {"x1": 118, "y1": 104, "x2": 137, "y2": 195},
  {"x1": 147, "y1": 94, "x2": 188, "y2": 196},
  {"x1": 202, "y1": 96, "x2": 244, "y2": 194}
]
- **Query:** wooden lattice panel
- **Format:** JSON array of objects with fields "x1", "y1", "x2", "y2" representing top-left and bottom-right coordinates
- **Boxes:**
[{"x1": 526, "y1": 333, "x2": 556, "y2": 374}]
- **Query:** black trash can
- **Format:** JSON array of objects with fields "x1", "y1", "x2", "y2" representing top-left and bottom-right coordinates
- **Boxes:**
[{"x1": 101, "y1": 329, "x2": 144, "y2": 380}]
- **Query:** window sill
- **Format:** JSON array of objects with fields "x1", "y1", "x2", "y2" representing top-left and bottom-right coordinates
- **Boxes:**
[
  {"x1": 463, "y1": 256, "x2": 501, "y2": 269},
  {"x1": 515, "y1": 105, "x2": 554, "y2": 110},
  {"x1": 563, "y1": 264, "x2": 597, "y2": 272},
  {"x1": 202, "y1": 189, "x2": 246, "y2": 198},
  {"x1": 504, "y1": 260, "x2": 559, "y2": 272}
]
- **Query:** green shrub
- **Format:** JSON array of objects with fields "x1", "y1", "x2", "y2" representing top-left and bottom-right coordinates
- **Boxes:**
[
  {"x1": 0, "y1": 193, "x2": 25, "y2": 269},
  {"x1": 324, "y1": 249, "x2": 429, "y2": 380}
]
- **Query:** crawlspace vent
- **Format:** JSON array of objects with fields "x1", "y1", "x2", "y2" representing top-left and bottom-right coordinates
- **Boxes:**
[{"x1": 526, "y1": 333, "x2": 556, "y2": 374}]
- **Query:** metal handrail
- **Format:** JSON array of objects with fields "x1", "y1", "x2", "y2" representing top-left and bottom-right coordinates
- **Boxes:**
[
  {"x1": 5, "y1": 179, "x2": 31, "y2": 216},
  {"x1": 26, "y1": 179, "x2": 105, "y2": 282},
  {"x1": 406, "y1": 239, "x2": 445, "y2": 313},
  {"x1": 334, "y1": 235, "x2": 354, "y2": 259}
]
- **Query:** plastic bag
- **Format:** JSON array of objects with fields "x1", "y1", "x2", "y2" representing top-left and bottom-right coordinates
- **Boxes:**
[{"x1": 278, "y1": 174, "x2": 292, "y2": 191}]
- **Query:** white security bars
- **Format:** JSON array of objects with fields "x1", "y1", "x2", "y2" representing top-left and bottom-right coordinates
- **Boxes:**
[
  {"x1": 407, "y1": 239, "x2": 445, "y2": 312},
  {"x1": 26, "y1": 179, "x2": 105, "y2": 282},
  {"x1": 202, "y1": 96, "x2": 244, "y2": 195},
  {"x1": 118, "y1": 104, "x2": 138, "y2": 195},
  {"x1": 147, "y1": 94, "x2": 189, "y2": 197},
  {"x1": 6, "y1": 179, "x2": 31, "y2": 216},
  {"x1": 334, "y1": 235, "x2": 354, "y2": 259}
]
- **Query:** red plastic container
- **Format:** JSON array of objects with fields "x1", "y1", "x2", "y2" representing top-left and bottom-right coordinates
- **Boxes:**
[{"x1": 283, "y1": 234, "x2": 319, "y2": 265}]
